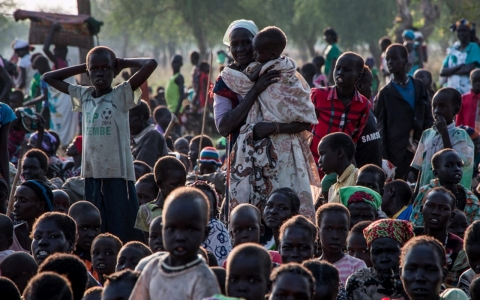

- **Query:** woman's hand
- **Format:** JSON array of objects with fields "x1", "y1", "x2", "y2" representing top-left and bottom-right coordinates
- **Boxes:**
[
  {"x1": 253, "y1": 122, "x2": 276, "y2": 140},
  {"x1": 252, "y1": 69, "x2": 280, "y2": 95}
]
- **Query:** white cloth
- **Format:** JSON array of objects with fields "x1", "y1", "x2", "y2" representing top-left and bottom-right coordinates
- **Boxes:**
[
  {"x1": 12, "y1": 39, "x2": 29, "y2": 49},
  {"x1": 16, "y1": 54, "x2": 33, "y2": 94},
  {"x1": 222, "y1": 19, "x2": 258, "y2": 46},
  {"x1": 68, "y1": 82, "x2": 141, "y2": 181},
  {"x1": 49, "y1": 76, "x2": 79, "y2": 145}
]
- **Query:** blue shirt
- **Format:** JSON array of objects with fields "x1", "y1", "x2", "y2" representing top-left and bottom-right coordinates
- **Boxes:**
[
  {"x1": 393, "y1": 77, "x2": 415, "y2": 111},
  {"x1": 0, "y1": 103, "x2": 16, "y2": 126}
]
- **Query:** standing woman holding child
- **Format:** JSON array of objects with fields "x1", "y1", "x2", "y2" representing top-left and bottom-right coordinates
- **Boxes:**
[{"x1": 213, "y1": 20, "x2": 317, "y2": 219}]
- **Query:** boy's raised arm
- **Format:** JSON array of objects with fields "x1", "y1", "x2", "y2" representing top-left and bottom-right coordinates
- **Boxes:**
[
  {"x1": 116, "y1": 58, "x2": 157, "y2": 92},
  {"x1": 42, "y1": 64, "x2": 87, "y2": 95}
]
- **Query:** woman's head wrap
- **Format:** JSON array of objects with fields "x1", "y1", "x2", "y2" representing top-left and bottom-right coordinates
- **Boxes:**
[
  {"x1": 363, "y1": 219, "x2": 414, "y2": 248},
  {"x1": 451, "y1": 19, "x2": 473, "y2": 31},
  {"x1": 339, "y1": 186, "x2": 382, "y2": 210},
  {"x1": 20, "y1": 179, "x2": 53, "y2": 212},
  {"x1": 402, "y1": 30, "x2": 415, "y2": 40},
  {"x1": 223, "y1": 19, "x2": 258, "y2": 46}
]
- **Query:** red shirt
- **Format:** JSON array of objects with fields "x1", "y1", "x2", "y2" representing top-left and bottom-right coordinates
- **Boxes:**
[
  {"x1": 310, "y1": 86, "x2": 371, "y2": 163},
  {"x1": 456, "y1": 90, "x2": 480, "y2": 128}
]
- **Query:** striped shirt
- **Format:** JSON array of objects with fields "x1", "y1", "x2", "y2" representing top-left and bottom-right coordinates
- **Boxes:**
[{"x1": 332, "y1": 254, "x2": 367, "y2": 285}]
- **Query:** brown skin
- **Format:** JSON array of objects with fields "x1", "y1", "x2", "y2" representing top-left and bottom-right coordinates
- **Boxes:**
[{"x1": 440, "y1": 24, "x2": 476, "y2": 77}]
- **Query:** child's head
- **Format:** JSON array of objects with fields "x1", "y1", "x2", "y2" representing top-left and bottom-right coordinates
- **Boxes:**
[
  {"x1": 190, "y1": 51, "x2": 200, "y2": 66},
  {"x1": 116, "y1": 241, "x2": 152, "y2": 272},
  {"x1": 414, "y1": 69, "x2": 433, "y2": 89},
  {"x1": 356, "y1": 164, "x2": 386, "y2": 195},
  {"x1": 230, "y1": 203, "x2": 264, "y2": 247},
  {"x1": 0, "y1": 252, "x2": 38, "y2": 293},
  {"x1": 302, "y1": 260, "x2": 339, "y2": 300},
  {"x1": 448, "y1": 209, "x2": 468, "y2": 239},
  {"x1": 189, "y1": 181, "x2": 220, "y2": 220},
  {"x1": 323, "y1": 27, "x2": 338, "y2": 44},
  {"x1": 316, "y1": 203, "x2": 349, "y2": 256},
  {"x1": 385, "y1": 44, "x2": 408, "y2": 75},
  {"x1": 52, "y1": 190, "x2": 70, "y2": 214},
  {"x1": 133, "y1": 160, "x2": 151, "y2": 181},
  {"x1": 82, "y1": 287, "x2": 103, "y2": 300},
  {"x1": 189, "y1": 135, "x2": 214, "y2": 167},
  {"x1": 14, "y1": 179, "x2": 54, "y2": 224},
  {"x1": 356, "y1": 65, "x2": 373, "y2": 99},
  {"x1": 85, "y1": 46, "x2": 117, "y2": 89},
  {"x1": 199, "y1": 62, "x2": 210, "y2": 74},
  {"x1": 226, "y1": 243, "x2": 271, "y2": 300},
  {"x1": 171, "y1": 54, "x2": 183, "y2": 70},
  {"x1": 252, "y1": 26, "x2": 287, "y2": 63},
  {"x1": 174, "y1": 137, "x2": 189, "y2": 155},
  {"x1": 378, "y1": 36, "x2": 392, "y2": 52},
  {"x1": 102, "y1": 269, "x2": 140, "y2": 300},
  {"x1": 32, "y1": 56, "x2": 50, "y2": 75},
  {"x1": 381, "y1": 180, "x2": 412, "y2": 218},
  {"x1": 38, "y1": 253, "x2": 88, "y2": 300},
  {"x1": 317, "y1": 132, "x2": 355, "y2": 175},
  {"x1": 198, "y1": 147, "x2": 221, "y2": 175},
  {"x1": 0, "y1": 277, "x2": 21, "y2": 300},
  {"x1": 334, "y1": 52, "x2": 364, "y2": 89},
  {"x1": 66, "y1": 135, "x2": 82, "y2": 158},
  {"x1": 301, "y1": 63, "x2": 316, "y2": 82},
  {"x1": 162, "y1": 187, "x2": 210, "y2": 264},
  {"x1": 23, "y1": 271, "x2": 73, "y2": 300},
  {"x1": 152, "y1": 105, "x2": 171, "y2": 130},
  {"x1": 312, "y1": 56, "x2": 325, "y2": 72},
  {"x1": 148, "y1": 216, "x2": 164, "y2": 253},
  {"x1": 8, "y1": 89, "x2": 24, "y2": 110},
  {"x1": 31, "y1": 212, "x2": 77, "y2": 265},
  {"x1": 421, "y1": 187, "x2": 456, "y2": 231},
  {"x1": 347, "y1": 221, "x2": 373, "y2": 268},
  {"x1": 153, "y1": 156, "x2": 187, "y2": 199},
  {"x1": 129, "y1": 100, "x2": 151, "y2": 135},
  {"x1": 279, "y1": 215, "x2": 317, "y2": 264},
  {"x1": 400, "y1": 236, "x2": 446, "y2": 300},
  {"x1": 68, "y1": 201, "x2": 101, "y2": 254},
  {"x1": 432, "y1": 148, "x2": 463, "y2": 184},
  {"x1": 269, "y1": 263, "x2": 315, "y2": 300},
  {"x1": 22, "y1": 149, "x2": 49, "y2": 180},
  {"x1": 464, "y1": 220, "x2": 480, "y2": 274},
  {"x1": 471, "y1": 68, "x2": 480, "y2": 94},
  {"x1": 432, "y1": 87, "x2": 462, "y2": 124},
  {"x1": 91, "y1": 233, "x2": 123, "y2": 278},
  {"x1": 135, "y1": 173, "x2": 159, "y2": 206},
  {"x1": 264, "y1": 188, "x2": 300, "y2": 231},
  {"x1": 0, "y1": 213, "x2": 13, "y2": 251}
]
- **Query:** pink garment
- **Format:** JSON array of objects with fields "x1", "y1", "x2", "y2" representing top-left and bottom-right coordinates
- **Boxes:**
[
  {"x1": 332, "y1": 254, "x2": 367, "y2": 285},
  {"x1": 222, "y1": 250, "x2": 282, "y2": 268},
  {"x1": 9, "y1": 223, "x2": 30, "y2": 253}
]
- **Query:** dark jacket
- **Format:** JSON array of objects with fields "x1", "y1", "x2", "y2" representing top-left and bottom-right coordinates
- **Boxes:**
[
  {"x1": 131, "y1": 125, "x2": 169, "y2": 168},
  {"x1": 374, "y1": 78, "x2": 433, "y2": 168}
]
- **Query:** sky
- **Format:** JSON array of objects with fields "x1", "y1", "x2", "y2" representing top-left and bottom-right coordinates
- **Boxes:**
[{"x1": 14, "y1": 0, "x2": 78, "y2": 14}]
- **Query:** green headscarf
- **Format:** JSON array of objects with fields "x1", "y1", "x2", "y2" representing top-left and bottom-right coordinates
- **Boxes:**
[{"x1": 339, "y1": 186, "x2": 382, "y2": 210}]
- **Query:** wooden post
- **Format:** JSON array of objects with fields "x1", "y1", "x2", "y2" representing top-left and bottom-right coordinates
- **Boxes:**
[{"x1": 77, "y1": 0, "x2": 93, "y2": 85}]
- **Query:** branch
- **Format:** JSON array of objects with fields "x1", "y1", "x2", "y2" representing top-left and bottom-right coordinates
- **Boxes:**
[
  {"x1": 394, "y1": 0, "x2": 413, "y2": 42},
  {"x1": 419, "y1": 0, "x2": 440, "y2": 40}
]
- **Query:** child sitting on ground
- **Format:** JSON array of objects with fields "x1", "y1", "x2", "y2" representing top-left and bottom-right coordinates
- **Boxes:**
[
  {"x1": 91, "y1": 233, "x2": 123, "y2": 286},
  {"x1": 411, "y1": 149, "x2": 480, "y2": 227},
  {"x1": 129, "y1": 187, "x2": 220, "y2": 299},
  {"x1": 303, "y1": 260, "x2": 340, "y2": 300},
  {"x1": 102, "y1": 269, "x2": 140, "y2": 300},
  {"x1": 268, "y1": 263, "x2": 315, "y2": 300},
  {"x1": 116, "y1": 241, "x2": 152, "y2": 272},
  {"x1": 0, "y1": 214, "x2": 14, "y2": 263},
  {"x1": 43, "y1": 46, "x2": 157, "y2": 243},
  {"x1": 346, "y1": 221, "x2": 373, "y2": 267},
  {"x1": 134, "y1": 156, "x2": 186, "y2": 240},
  {"x1": 316, "y1": 203, "x2": 367, "y2": 285},
  {"x1": 458, "y1": 221, "x2": 480, "y2": 297},
  {"x1": 409, "y1": 87, "x2": 474, "y2": 190},
  {"x1": 449, "y1": 209, "x2": 469, "y2": 239},
  {"x1": 148, "y1": 216, "x2": 164, "y2": 253},
  {"x1": 226, "y1": 243, "x2": 272, "y2": 300},
  {"x1": 340, "y1": 186, "x2": 381, "y2": 229},
  {"x1": 382, "y1": 179, "x2": 413, "y2": 220},
  {"x1": 279, "y1": 215, "x2": 316, "y2": 264}
]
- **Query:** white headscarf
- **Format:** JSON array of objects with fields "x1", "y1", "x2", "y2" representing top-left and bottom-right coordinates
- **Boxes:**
[{"x1": 223, "y1": 19, "x2": 259, "y2": 46}]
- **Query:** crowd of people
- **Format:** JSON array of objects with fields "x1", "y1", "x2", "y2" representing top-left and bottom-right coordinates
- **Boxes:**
[{"x1": 0, "y1": 16, "x2": 480, "y2": 300}]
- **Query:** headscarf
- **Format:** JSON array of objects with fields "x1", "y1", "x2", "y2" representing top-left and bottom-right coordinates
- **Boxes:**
[
  {"x1": 222, "y1": 19, "x2": 259, "y2": 46},
  {"x1": 452, "y1": 19, "x2": 472, "y2": 31},
  {"x1": 363, "y1": 219, "x2": 414, "y2": 248},
  {"x1": 29, "y1": 132, "x2": 58, "y2": 156},
  {"x1": 402, "y1": 30, "x2": 415, "y2": 40},
  {"x1": 17, "y1": 107, "x2": 38, "y2": 133},
  {"x1": 20, "y1": 180, "x2": 54, "y2": 212},
  {"x1": 339, "y1": 186, "x2": 382, "y2": 210}
]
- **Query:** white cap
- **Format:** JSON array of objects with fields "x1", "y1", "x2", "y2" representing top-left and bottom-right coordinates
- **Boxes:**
[{"x1": 12, "y1": 39, "x2": 29, "y2": 50}]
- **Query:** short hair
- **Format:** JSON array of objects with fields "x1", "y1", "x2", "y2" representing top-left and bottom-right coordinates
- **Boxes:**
[
  {"x1": 0, "y1": 213, "x2": 13, "y2": 239},
  {"x1": 464, "y1": 220, "x2": 480, "y2": 249},
  {"x1": 129, "y1": 100, "x2": 151, "y2": 122},
  {"x1": 414, "y1": 68, "x2": 432, "y2": 81},
  {"x1": 302, "y1": 259, "x2": 339, "y2": 288},
  {"x1": 134, "y1": 160, "x2": 152, "y2": 174},
  {"x1": 23, "y1": 271, "x2": 73, "y2": 300},
  {"x1": 338, "y1": 52, "x2": 365, "y2": 74},
  {"x1": 231, "y1": 203, "x2": 262, "y2": 224},
  {"x1": 163, "y1": 187, "x2": 210, "y2": 224},
  {"x1": 312, "y1": 56, "x2": 325, "y2": 67},
  {"x1": 92, "y1": 233, "x2": 123, "y2": 254},
  {"x1": 23, "y1": 148, "x2": 49, "y2": 171},
  {"x1": 423, "y1": 186, "x2": 456, "y2": 210},
  {"x1": 279, "y1": 215, "x2": 317, "y2": 244},
  {"x1": 433, "y1": 87, "x2": 462, "y2": 109},
  {"x1": 301, "y1": 63, "x2": 316, "y2": 77},
  {"x1": 86, "y1": 46, "x2": 116, "y2": 69},
  {"x1": 38, "y1": 253, "x2": 88, "y2": 300},
  {"x1": 316, "y1": 203, "x2": 350, "y2": 228},
  {"x1": 136, "y1": 173, "x2": 159, "y2": 192},
  {"x1": 320, "y1": 132, "x2": 356, "y2": 161},
  {"x1": 152, "y1": 105, "x2": 171, "y2": 124},
  {"x1": 121, "y1": 241, "x2": 152, "y2": 257},
  {"x1": 323, "y1": 27, "x2": 338, "y2": 42},
  {"x1": 270, "y1": 263, "x2": 315, "y2": 297},
  {"x1": 153, "y1": 156, "x2": 187, "y2": 184},
  {"x1": 386, "y1": 43, "x2": 408, "y2": 60},
  {"x1": 104, "y1": 269, "x2": 140, "y2": 285},
  {"x1": 431, "y1": 148, "x2": 459, "y2": 171},
  {"x1": 349, "y1": 220, "x2": 373, "y2": 236},
  {"x1": 227, "y1": 243, "x2": 271, "y2": 282},
  {"x1": 358, "y1": 164, "x2": 386, "y2": 187},
  {"x1": 68, "y1": 200, "x2": 101, "y2": 221},
  {"x1": 33, "y1": 56, "x2": 49, "y2": 69},
  {"x1": 83, "y1": 286, "x2": 103, "y2": 299},
  {"x1": 0, "y1": 252, "x2": 38, "y2": 291},
  {"x1": 270, "y1": 188, "x2": 301, "y2": 215},
  {"x1": 385, "y1": 180, "x2": 412, "y2": 206},
  {"x1": 379, "y1": 36, "x2": 392, "y2": 47},
  {"x1": 0, "y1": 277, "x2": 21, "y2": 300},
  {"x1": 32, "y1": 212, "x2": 77, "y2": 248},
  {"x1": 190, "y1": 51, "x2": 200, "y2": 63},
  {"x1": 199, "y1": 62, "x2": 210, "y2": 73},
  {"x1": 470, "y1": 68, "x2": 480, "y2": 78},
  {"x1": 400, "y1": 235, "x2": 446, "y2": 268},
  {"x1": 256, "y1": 26, "x2": 287, "y2": 55},
  {"x1": 471, "y1": 275, "x2": 480, "y2": 300},
  {"x1": 211, "y1": 267, "x2": 227, "y2": 294},
  {"x1": 359, "y1": 65, "x2": 373, "y2": 85},
  {"x1": 190, "y1": 135, "x2": 214, "y2": 149}
]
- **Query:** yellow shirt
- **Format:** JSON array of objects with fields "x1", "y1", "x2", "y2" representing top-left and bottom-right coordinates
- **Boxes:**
[{"x1": 328, "y1": 164, "x2": 358, "y2": 203}]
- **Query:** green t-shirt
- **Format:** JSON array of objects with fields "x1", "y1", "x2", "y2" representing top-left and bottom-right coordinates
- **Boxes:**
[
  {"x1": 29, "y1": 72, "x2": 42, "y2": 112},
  {"x1": 165, "y1": 73, "x2": 183, "y2": 113},
  {"x1": 324, "y1": 43, "x2": 342, "y2": 78}
]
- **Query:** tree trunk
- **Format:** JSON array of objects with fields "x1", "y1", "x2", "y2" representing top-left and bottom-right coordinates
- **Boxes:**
[
  {"x1": 394, "y1": 0, "x2": 413, "y2": 42},
  {"x1": 121, "y1": 33, "x2": 129, "y2": 58},
  {"x1": 306, "y1": 39, "x2": 317, "y2": 59},
  {"x1": 419, "y1": 0, "x2": 440, "y2": 40}
]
